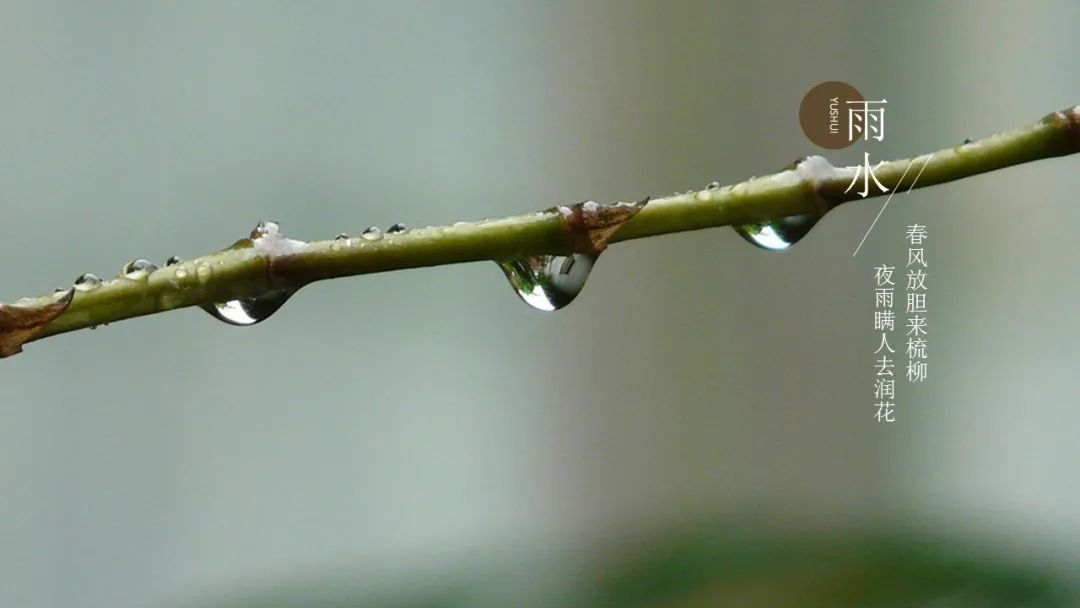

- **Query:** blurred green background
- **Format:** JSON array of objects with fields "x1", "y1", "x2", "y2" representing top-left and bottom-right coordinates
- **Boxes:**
[{"x1": 2, "y1": 1, "x2": 1079, "y2": 606}]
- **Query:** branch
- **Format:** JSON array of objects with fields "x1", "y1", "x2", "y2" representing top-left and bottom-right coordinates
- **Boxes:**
[{"x1": 3, "y1": 106, "x2": 1079, "y2": 357}]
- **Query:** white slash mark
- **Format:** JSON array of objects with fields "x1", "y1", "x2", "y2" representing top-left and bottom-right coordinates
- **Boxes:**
[{"x1": 852, "y1": 153, "x2": 934, "y2": 257}]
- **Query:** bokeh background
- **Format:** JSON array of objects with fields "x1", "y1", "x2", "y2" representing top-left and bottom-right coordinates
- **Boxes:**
[{"x1": 2, "y1": 1, "x2": 1079, "y2": 606}]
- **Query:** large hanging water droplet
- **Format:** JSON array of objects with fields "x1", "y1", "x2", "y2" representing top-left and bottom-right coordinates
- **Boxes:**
[
  {"x1": 200, "y1": 289, "x2": 295, "y2": 326},
  {"x1": 733, "y1": 213, "x2": 820, "y2": 251},
  {"x1": 497, "y1": 254, "x2": 595, "y2": 312}
]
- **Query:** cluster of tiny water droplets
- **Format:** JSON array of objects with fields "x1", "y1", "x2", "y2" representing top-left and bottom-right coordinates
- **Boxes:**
[
  {"x1": 52, "y1": 217, "x2": 480, "y2": 334},
  {"x1": 73, "y1": 258, "x2": 160, "y2": 293},
  {"x1": 328, "y1": 222, "x2": 411, "y2": 251}
]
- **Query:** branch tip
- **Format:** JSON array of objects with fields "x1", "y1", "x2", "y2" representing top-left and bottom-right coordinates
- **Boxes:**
[{"x1": 1043, "y1": 105, "x2": 1080, "y2": 155}]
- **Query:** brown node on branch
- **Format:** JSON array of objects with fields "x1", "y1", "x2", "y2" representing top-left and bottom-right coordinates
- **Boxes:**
[
  {"x1": 1044, "y1": 105, "x2": 1080, "y2": 155},
  {"x1": 0, "y1": 288, "x2": 75, "y2": 358},
  {"x1": 557, "y1": 197, "x2": 650, "y2": 254}
]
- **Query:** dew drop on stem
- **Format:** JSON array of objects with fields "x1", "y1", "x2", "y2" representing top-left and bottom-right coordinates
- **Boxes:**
[
  {"x1": 497, "y1": 253, "x2": 596, "y2": 312},
  {"x1": 732, "y1": 213, "x2": 820, "y2": 251},
  {"x1": 199, "y1": 289, "x2": 296, "y2": 327},
  {"x1": 251, "y1": 220, "x2": 281, "y2": 239},
  {"x1": 121, "y1": 259, "x2": 158, "y2": 277},
  {"x1": 74, "y1": 273, "x2": 103, "y2": 290}
]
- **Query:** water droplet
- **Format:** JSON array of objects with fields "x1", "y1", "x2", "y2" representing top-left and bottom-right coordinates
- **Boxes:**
[
  {"x1": 195, "y1": 263, "x2": 213, "y2": 281},
  {"x1": 784, "y1": 156, "x2": 812, "y2": 170},
  {"x1": 174, "y1": 267, "x2": 190, "y2": 280},
  {"x1": 361, "y1": 226, "x2": 383, "y2": 241},
  {"x1": 74, "y1": 273, "x2": 102, "y2": 290},
  {"x1": 497, "y1": 253, "x2": 595, "y2": 311},
  {"x1": 165, "y1": 256, "x2": 182, "y2": 266},
  {"x1": 251, "y1": 220, "x2": 281, "y2": 239},
  {"x1": 962, "y1": 137, "x2": 972, "y2": 145},
  {"x1": 200, "y1": 290, "x2": 295, "y2": 326},
  {"x1": 706, "y1": 181, "x2": 721, "y2": 190},
  {"x1": 330, "y1": 234, "x2": 351, "y2": 251},
  {"x1": 733, "y1": 213, "x2": 820, "y2": 251},
  {"x1": 387, "y1": 222, "x2": 407, "y2": 234},
  {"x1": 121, "y1": 258, "x2": 158, "y2": 277}
]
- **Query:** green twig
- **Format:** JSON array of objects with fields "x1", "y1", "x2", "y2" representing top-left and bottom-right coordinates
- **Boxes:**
[{"x1": 3, "y1": 105, "x2": 1078, "y2": 357}]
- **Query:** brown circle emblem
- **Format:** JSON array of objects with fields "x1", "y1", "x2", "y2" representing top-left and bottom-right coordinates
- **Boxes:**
[{"x1": 799, "y1": 81, "x2": 864, "y2": 149}]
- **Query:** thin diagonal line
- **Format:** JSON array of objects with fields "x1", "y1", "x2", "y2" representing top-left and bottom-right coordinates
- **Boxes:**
[
  {"x1": 851, "y1": 158, "x2": 915, "y2": 257},
  {"x1": 851, "y1": 153, "x2": 933, "y2": 257}
]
